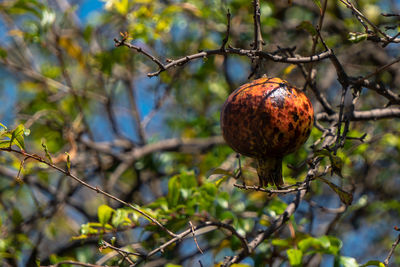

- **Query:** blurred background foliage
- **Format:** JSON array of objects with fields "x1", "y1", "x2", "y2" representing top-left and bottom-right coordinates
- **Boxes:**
[{"x1": 0, "y1": 0, "x2": 399, "y2": 266}]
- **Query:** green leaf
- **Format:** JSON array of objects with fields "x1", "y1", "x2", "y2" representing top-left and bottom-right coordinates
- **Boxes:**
[
  {"x1": 348, "y1": 32, "x2": 368, "y2": 43},
  {"x1": 337, "y1": 256, "x2": 359, "y2": 267},
  {"x1": 207, "y1": 167, "x2": 236, "y2": 178},
  {"x1": 360, "y1": 260, "x2": 385, "y2": 267},
  {"x1": 296, "y1": 21, "x2": 317, "y2": 36},
  {"x1": 287, "y1": 248, "x2": 303, "y2": 266},
  {"x1": 313, "y1": 0, "x2": 322, "y2": 11},
  {"x1": 0, "y1": 122, "x2": 7, "y2": 129},
  {"x1": 272, "y1": 238, "x2": 290, "y2": 248},
  {"x1": 111, "y1": 209, "x2": 131, "y2": 228},
  {"x1": 167, "y1": 174, "x2": 180, "y2": 206},
  {"x1": 41, "y1": 141, "x2": 53, "y2": 164},
  {"x1": 0, "y1": 140, "x2": 11, "y2": 148},
  {"x1": 326, "y1": 236, "x2": 343, "y2": 255},
  {"x1": 215, "y1": 176, "x2": 229, "y2": 187},
  {"x1": 298, "y1": 237, "x2": 321, "y2": 252},
  {"x1": 315, "y1": 150, "x2": 343, "y2": 177},
  {"x1": 98, "y1": 205, "x2": 114, "y2": 226},
  {"x1": 65, "y1": 152, "x2": 71, "y2": 172},
  {"x1": 10, "y1": 124, "x2": 25, "y2": 150},
  {"x1": 80, "y1": 223, "x2": 99, "y2": 235},
  {"x1": 0, "y1": 47, "x2": 7, "y2": 59},
  {"x1": 315, "y1": 236, "x2": 331, "y2": 249},
  {"x1": 330, "y1": 154, "x2": 343, "y2": 178},
  {"x1": 318, "y1": 177, "x2": 353, "y2": 205}
]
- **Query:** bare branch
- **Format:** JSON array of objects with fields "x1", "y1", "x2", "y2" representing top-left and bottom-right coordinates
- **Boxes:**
[
  {"x1": 114, "y1": 39, "x2": 334, "y2": 77},
  {"x1": 317, "y1": 108, "x2": 400, "y2": 121},
  {"x1": 114, "y1": 38, "x2": 165, "y2": 69},
  {"x1": 0, "y1": 147, "x2": 177, "y2": 238},
  {"x1": 41, "y1": 260, "x2": 108, "y2": 267},
  {"x1": 221, "y1": 159, "x2": 322, "y2": 266},
  {"x1": 220, "y1": 9, "x2": 232, "y2": 50},
  {"x1": 252, "y1": 0, "x2": 264, "y2": 51},
  {"x1": 354, "y1": 79, "x2": 400, "y2": 105},
  {"x1": 384, "y1": 233, "x2": 400, "y2": 266}
]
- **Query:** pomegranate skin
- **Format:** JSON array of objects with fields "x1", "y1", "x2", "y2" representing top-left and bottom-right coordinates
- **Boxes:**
[{"x1": 220, "y1": 77, "x2": 314, "y2": 186}]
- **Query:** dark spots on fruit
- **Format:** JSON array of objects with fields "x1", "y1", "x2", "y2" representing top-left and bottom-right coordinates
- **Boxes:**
[
  {"x1": 278, "y1": 132, "x2": 284, "y2": 142},
  {"x1": 260, "y1": 112, "x2": 271, "y2": 126},
  {"x1": 308, "y1": 115, "x2": 312, "y2": 121},
  {"x1": 289, "y1": 122, "x2": 294, "y2": 131},
  {"x1": 303, "y1": 102, "x2": 309, "y2": 111},
  {"x1": 291, "y1": 111, "x2": 299, "y2": 122},
  {"x1": 300, "y1": 110, "x2": 304, "y2": 116}
]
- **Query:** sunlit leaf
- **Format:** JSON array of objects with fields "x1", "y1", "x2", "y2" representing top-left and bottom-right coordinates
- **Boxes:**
[
  {"x1": 10, "y1": 124, "x2": 25, "y2": 150},
  {"x1": 337, "y1": 256, "x2": 359, "y2": 267},
  {"x1": 287, "y1": 248, "x2": 303, "y2": 266},
  {"x1": 360, "y1": 260, "x2": 385, "y2": 267},
  {"x1": 348, "y1": 32, "x2": 368, "y2": 43},
  {"x1": 98, "y1": 205, "x2": 114, "y2": 226}
]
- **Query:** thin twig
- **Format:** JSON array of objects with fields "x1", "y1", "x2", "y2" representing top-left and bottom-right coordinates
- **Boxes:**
[
  {"x1": 220, "y1": 9, "x2": 231, "y2": 50},
  {"x1": 221, "y1": 159, "x2": 322, "y2": 266},
  {"x1": 384, "y1": 233, "x2": 400, "y2": 266},
  {"x1": 0, "y1": 147, "x2": 177, "y2": 238},
  {"x1": 317, "y1": 108, "x2": 400, "y2": 121},
  {"x1": 114, "y1": 38, "x2": 165, "y2": 69},
  {"x1": 114, "y1": 40, "x2": 333, "y2": 77},
  {"x1": 42, "y1": 260, "x2": 110, "y2": 267},
  {"x1": 357, "y1": 56, "x2": 400, "y2": 82},
  {"x1": 339, "y1": 0, "x2": 390, "y2": 40},
  {"x1": 133, "y1": 221, "x2": 250, "y2": 266},
  {"x1": 252, "y1": 0, "x2": 264, "y2": 51},
  {"x1": 190, "y1": 221, "x2": 204, "y2": 254},
  {"x1": 233, "y1": 183, "x2": 307, "y2": 195}
]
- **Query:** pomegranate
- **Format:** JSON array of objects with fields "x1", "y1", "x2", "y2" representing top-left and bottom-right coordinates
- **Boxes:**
[{"x1": 220, "y1": 77, "x2": 314, "y2": 187}]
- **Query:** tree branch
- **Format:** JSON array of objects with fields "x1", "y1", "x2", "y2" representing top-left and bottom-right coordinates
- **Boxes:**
[
  {"x1": 114, "y1": 40, "x2": 334, "y2": 77},
  {"x1": 221, "y1": 159, "x2": 321, "y2": 266},
  {"x1": 0, "y1": 147, "x2": 177, "y2": 238}
]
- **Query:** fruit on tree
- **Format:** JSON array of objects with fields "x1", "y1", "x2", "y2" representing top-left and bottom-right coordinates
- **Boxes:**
[{"x1": 220, "y1": 77, "x2": 314, "y2": 187}]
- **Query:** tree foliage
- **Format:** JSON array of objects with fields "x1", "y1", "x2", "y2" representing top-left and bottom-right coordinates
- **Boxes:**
[{"x1": 0, "y1": 0, "x2": 400, "y2": 266}]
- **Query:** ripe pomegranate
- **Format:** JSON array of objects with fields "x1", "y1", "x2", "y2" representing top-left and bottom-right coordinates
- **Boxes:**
[{"x1": 220, "y1": 77, "x2": 314, "y2": 187}]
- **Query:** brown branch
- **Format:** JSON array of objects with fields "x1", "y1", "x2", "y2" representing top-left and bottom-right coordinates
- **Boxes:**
[
  {"x1": 114, "y1": 39, "x2": 334, "y2": 77},
  {"x1": 352, "y1": 107, "x2": 400, "y2": 120},
  {"x1": 133, "y1": 221, "x2": 250, "y2": 266},
  {"x1": 101, "y1": 240, "x2": 141, "y2": 265},
  {"x1": 221, "y1": 159, "x2": 321, "y2": 266},
  {"x1": 252, "y1": 0, "x2": 264, "y2": 51},
  {"x1": 0, "y1": 147, "x2": 177, "y2": 238},
  {"x1": 306, "y1": 0, "x2": 328, "y2": 87},
  {"x1": 233, "y1": 183, "x2": 307, "y2": 195},
  {"x1": 41, "y1": 260, "x2": 111, "y2": 267},
  {"x1": 357, "y1": 56, "x2": 400, "y2": 82},
  {"x1": 106, "y1": 136, "x2": 225, "y2": 188},
  {"x1": 114, "y1": 38, "x2": 165, "y2": 69},
  {"x1": 355, "y1": 79, "x2": 400, "y2": 104},
  {"x1": 339, "y1": 0, "x2": 390, "y2": 40},
  {"x1": 384, "y1": 233, "x2": 400, "y2": 266},
  {"x1": 220, "y1": 9, "x2": 232, "y2": 50},
  {"x1": 317, "y1": 108, "x2": 400, "y2": 121}
]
